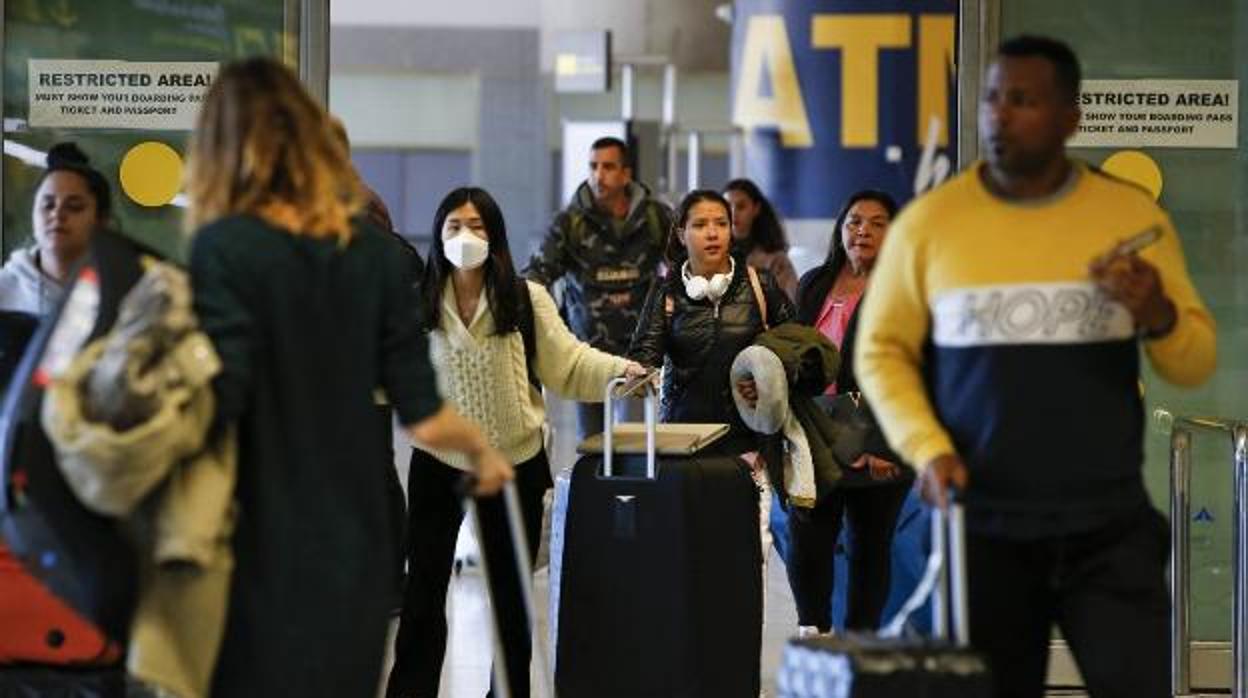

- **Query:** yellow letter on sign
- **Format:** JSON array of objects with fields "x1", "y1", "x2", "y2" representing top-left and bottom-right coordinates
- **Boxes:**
[
  {"x1": 733, "y1": 15, "x2": 814, "y2": 148},
  {"x1": 918, "y1": 14, "x2": 956, "y2": 146},
  {"x1": 811, "y1": 14, "x2": 911, "y2": 148}
]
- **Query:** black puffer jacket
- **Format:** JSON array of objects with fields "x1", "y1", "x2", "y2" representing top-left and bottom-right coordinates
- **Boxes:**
[{"x1": 629, "y1": 263, "x2": 795, "y2": 452}]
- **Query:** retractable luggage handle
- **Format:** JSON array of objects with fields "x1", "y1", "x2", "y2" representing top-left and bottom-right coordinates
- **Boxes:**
[
  {"x1": 462, "y1": 479, "x2": 557, "y2": 698},
  {"x1": 930, "y1": 498, "x2": 970, "y2": 645},
  {"x1": 880, "y1": 492, "x2": 970, "y2": 646},
  {"x1": 601, "y1": 375, "x2": 659, "y2": 479}
]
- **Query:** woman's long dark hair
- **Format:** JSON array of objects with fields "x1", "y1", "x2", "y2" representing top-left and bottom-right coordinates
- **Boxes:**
[
  {"x1": 421, "y1": 187, "x2": 522, "y2": 335},
  {"x1": 822, "y1": 189, "x2": 898, "y2": 279},
  {"x1": 722, "y1": 178, "x2": 786, "y2": 253},
  {"x1": 663, "y1": 189, "x2": 733, "y2": 271}
]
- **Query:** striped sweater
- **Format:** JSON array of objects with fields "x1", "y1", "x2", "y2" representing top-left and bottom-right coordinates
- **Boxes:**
[{"x1": 855, "y1": 161, "x2": 1216, "y2": 537}]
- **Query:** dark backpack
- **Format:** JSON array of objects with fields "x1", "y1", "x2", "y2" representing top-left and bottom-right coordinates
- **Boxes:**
[{"x1": 516, "y1": 280, "x2": 540, "y2": 390}]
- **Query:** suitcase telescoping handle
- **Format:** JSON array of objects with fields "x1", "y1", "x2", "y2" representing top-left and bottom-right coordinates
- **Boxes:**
[
  {"x1": 601, "y1": 374, "x2": 659, "y2": 479},
  {"x1": 930, "y1": 496, "x2": 970, "y2": 645},
  {"x1": 461, "y1": 478, "x2": 557, "y2": 698},
  {"x1": 880, "y1": 492, "x2": 970, "y2": 646}
]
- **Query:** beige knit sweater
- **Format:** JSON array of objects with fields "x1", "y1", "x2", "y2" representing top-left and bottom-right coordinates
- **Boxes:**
[{"x1": 415, "y1": 279, "x2": 629, "y2": 470}]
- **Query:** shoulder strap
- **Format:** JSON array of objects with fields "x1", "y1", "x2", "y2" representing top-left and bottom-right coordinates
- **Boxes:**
[
  {"x1": 645, "y1": 203, "x2": 665, "y2": 248},
  {"x1": 747, "y1": 265, "x2": 769, "y2": 331},
  {"x1": 566, "y1": 210, "x2": 586, "y2": 247},
  {"x1": 516, "y1": 281, "x2": 540, "y2": 390}
]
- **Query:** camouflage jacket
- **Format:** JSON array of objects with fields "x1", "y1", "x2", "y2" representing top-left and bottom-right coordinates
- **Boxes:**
[{"x1": 524, "y1": 181, "x2": 673, "y2": 354}]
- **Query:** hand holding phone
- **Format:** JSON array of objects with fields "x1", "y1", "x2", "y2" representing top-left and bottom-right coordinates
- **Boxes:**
[
  {"x1": 1099, "y1": 225, "x2": 1162, "y2": 263},
  {"x1": 1089, "y1": 225, "x2": 1175, "y2": 336}
]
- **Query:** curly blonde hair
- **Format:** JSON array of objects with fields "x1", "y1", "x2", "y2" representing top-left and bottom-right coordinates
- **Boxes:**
[{"x1": 185, "y1": 57, "x2": 363, "y2": 242}]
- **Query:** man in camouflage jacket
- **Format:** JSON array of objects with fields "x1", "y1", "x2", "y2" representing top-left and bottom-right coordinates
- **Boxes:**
[{"x1": 525, "y1": 136, "x2": 672, "y2": 437}]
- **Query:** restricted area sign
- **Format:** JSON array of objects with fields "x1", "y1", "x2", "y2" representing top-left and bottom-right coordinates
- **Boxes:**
[
  {"x1": 1071, "y1": 79, "x2": 1238, "y2": 149},
  {"x1": 28, "y1": 59, "x2": 219, "y2": 131}
]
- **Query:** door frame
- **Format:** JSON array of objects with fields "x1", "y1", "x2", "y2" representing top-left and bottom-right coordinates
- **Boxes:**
[{"x1": 0, "y1": 0, "x2": 330, "y2": 252}]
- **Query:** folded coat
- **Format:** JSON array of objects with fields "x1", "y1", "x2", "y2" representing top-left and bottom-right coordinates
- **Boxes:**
[
  {"x1": 731, "y1": 323, "x2": 842, "y2": 506},
  {"x1": 40, "y1": 262, "x2": 234, "y2": 698}
]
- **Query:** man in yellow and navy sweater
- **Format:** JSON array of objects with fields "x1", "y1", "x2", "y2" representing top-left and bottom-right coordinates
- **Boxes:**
[{"x1": 856, "y1": 35, "x2": 1216, "y2": 698}]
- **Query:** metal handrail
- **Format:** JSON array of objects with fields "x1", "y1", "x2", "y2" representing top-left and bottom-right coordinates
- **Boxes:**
[{"x1": 1170, "y1": 415, "x2": 1248, "y2": 698}]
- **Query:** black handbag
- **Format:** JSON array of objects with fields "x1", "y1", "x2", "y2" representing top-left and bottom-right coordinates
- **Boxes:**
[
  {"x1": 813, "y1": 392, "x2": 891, "y2": 469},
  {"x1": 812, "y1": 392, "x2": 912, "y2": 488}
]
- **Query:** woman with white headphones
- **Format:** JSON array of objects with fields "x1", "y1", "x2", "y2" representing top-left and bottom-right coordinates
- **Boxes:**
[{"x1": 629, "y1": 189, "x2": 796, "y2": 461}]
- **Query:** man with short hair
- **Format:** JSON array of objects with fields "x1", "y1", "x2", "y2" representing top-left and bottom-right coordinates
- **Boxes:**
[
  {"x1": 526, "y1": 136, "x2": 672, "y2": 438},
  {"x1": 855, "y1": 35, "x2": 1216, "y2": 698}
]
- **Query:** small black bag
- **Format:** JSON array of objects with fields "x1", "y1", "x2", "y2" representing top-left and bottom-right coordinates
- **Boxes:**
[{"x1": 813, "y1": 392, "x2": 890, "y2": 469}]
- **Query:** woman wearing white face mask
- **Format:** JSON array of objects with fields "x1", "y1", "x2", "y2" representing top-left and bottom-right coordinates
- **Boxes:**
[{"x1": 387, "y1": 187, "x2": 646, "y2": 698}]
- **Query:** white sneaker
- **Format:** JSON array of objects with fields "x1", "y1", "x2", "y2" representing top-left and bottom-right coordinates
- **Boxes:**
[{"x1": 796, "y1": 625, "x2": 821, "y2": 638}]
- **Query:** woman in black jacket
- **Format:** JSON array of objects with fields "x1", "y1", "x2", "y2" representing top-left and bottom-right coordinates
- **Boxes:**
[
  {"x1": 787, "y1": 189, "x2": 912, "y2": 635},
  {"x1": 629, "y1": 189, "x2": 795, "y2": 456}
]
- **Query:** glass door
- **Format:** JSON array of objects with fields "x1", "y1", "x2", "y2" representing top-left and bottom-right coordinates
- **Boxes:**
[{"x1": 1, "y1": 0, "x2": 320, "y2": 262}]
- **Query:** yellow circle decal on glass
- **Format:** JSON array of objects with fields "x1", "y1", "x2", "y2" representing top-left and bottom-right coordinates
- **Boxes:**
[
  {"x1": 1101, "y1": 150, "x2": 1163, "y2": 201},
  {"x1": 119, "y1": 141, "x2": 183, "y2": 207}
]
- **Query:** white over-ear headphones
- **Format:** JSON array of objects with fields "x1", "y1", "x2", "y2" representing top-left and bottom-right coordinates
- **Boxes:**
[{"x1": 682, "y1": 256, "x2": 735, "y2": 302}]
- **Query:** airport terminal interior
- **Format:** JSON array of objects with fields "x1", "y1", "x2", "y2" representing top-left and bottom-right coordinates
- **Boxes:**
[{"x1": 1, "y1": 1, "x2": 1247, "y2": 697}]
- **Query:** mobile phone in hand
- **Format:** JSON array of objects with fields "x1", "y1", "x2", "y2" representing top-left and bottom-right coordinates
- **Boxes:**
[{"x1": 1104, "y1": 225, "x2": 1162, "y2": 260}]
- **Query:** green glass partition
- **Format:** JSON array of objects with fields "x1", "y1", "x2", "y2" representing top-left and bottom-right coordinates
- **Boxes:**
[
  {"x1": 2, "y1": 0, "x2": 303, "y2": 261},
  {"x1": 998, "y1": 0, "x2": 1248, "y2": 679}
]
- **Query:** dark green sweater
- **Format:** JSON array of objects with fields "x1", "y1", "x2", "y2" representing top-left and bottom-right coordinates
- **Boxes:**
[{"x1": 190, "y1": 214, "x2": 440, "y2": 698}]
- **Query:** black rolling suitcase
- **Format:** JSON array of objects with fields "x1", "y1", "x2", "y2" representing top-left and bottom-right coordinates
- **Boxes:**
[
  {"x1": 549, "y1": 377, "x2": 763, "y2": 698},
  {"x1": 776, "y1": 497, "x2": 991, "y2": 697}
]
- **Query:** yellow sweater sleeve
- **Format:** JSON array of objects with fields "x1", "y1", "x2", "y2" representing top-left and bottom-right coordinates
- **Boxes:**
[
  {"x1": 1141, "y1": 215, "x2": 1217, "y2": 386},
  {"x1": 854, "y1": 216, "x2": 955, "y2": 472},
  {"x1": 528, "y1": 281, "x2": 630, "y2": 401}
]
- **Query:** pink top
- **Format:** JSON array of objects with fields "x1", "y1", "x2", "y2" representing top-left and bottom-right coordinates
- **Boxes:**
[{"x1": 814, "y1": 289, "x2": 863, "y2": 394}]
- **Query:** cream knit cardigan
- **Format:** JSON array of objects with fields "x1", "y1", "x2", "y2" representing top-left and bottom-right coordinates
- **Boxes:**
[{"x1": 415, "y1": 279, "x2": 629, "y2": 470}]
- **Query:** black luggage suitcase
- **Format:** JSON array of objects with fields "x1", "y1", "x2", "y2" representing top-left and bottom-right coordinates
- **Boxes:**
[
  {"x1": 776, "y1": 497, "x2": 991, "y2": 697},
  {"x1": 0, "y1": 666, "x2": 125, "y2": 698},
  {"x1": 550, "y1": 377, "x2": 763, "y2": 698}
]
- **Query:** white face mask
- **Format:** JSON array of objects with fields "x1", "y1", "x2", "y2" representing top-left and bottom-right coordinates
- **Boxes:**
[{"x1": 443, "y1": 232, "x2": 489, "y2": 270}]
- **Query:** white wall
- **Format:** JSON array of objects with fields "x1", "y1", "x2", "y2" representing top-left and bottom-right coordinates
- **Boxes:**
[
  {"x1": 330, "y1": 71, "x2": 480, "y2": 148},
  {"x1": 330, "y1": 0, "x2": 541, "y2": 28},
  {"x1": 551, "y1": 70, "x2": 734, "y2": 152},
  {"x1": 331, "y1": 0, "x2": 728, "y2": 71}
]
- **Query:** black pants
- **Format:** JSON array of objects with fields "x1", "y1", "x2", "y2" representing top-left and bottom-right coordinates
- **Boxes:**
[
  {"x1": 785, "y1": 481, "x2": 908, "y2": 632},
  {"x1": 387, "y1": 449, "x2": 551, "y2": 698},
  {"x1": 967, "y1": 505, "x2": 1171, "y2": 698}
]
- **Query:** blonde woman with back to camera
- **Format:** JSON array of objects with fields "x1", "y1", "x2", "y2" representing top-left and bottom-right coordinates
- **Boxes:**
[{"x1": 184, "y1": 56, "x2": 512, "y2": 698}]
